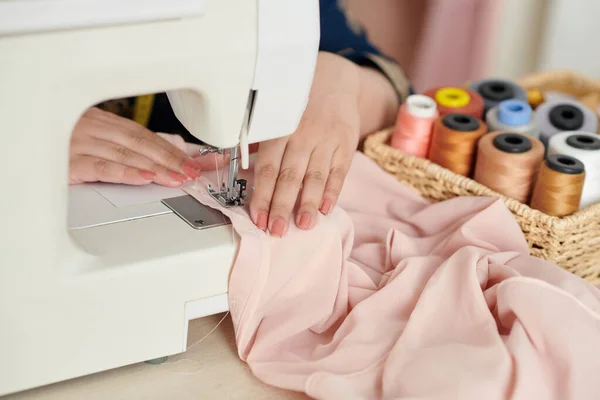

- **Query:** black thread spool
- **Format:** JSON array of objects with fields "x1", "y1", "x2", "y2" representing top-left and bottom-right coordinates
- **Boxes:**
[{"x1": 469, "y1": 79, "x2": 528, "y2": 113}]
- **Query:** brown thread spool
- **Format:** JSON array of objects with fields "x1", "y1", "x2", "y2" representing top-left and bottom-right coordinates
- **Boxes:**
[
  {"x1": 474, "y1": 132, "x2": 545, "y2": 203},
  {"x1": 423, "y1": 86, "x2": 485, "y2": 119},
  {"x1": 428, "y1": 113, "x2": 488, "y2": 177},
  {"x1": 530, "y1": 154, "x2": 585, "y2": 217}
]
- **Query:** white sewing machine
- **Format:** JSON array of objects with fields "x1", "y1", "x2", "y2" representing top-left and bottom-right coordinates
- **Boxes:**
[{"x1": 0, "y1": 0, "x2": 319, "y2": 396}]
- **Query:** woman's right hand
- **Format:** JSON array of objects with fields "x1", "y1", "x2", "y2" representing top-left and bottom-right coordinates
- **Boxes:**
[{"x1": 69, "y1": 107, "x2": 203, "y2": 187}]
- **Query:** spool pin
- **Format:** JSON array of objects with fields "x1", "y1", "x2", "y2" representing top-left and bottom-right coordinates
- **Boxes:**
[
  {"x1": 530, "y1": 154, "x2": 585, "y2": 217},
  {"x1": 469, "y1": 79, "x2": 528, "y2": 113},
  {"x1": 535, "y1": 99, "x2": 599, "y2": 147},
  {"x1": 428, "y1": 113, "x2": 487, "y2": 177},
  {"x1": 486, "y1": 99, "x2": 540, "y2": 139},
  {"x1": 423, "y1": 86, "x2": 485, "y2": 119}
]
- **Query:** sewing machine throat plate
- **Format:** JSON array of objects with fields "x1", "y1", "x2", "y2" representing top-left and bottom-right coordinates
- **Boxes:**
[{"x1": 162, "y1": 195, "x2": 230, "y2": 230}]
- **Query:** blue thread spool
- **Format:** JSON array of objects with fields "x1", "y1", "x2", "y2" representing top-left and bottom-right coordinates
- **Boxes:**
[{"x1": 485, "y1": 99, "x2": 540, "y2": 139}]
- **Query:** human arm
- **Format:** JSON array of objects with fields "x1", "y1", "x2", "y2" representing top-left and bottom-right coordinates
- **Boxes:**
[
  {"x1": 248, "y1": 50, "x2": 401, "y2": 236},
  {"x1": 248, "y1": 0, "x2": 410, "y2": 236}
]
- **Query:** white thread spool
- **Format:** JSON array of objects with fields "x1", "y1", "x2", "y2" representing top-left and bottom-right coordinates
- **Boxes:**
[
  {"x1": 486, "y1": 99, "x2": 540, "y2": 138},
  {"x1": 547, "y1": 131, "x2": 600, "y2": 209}
]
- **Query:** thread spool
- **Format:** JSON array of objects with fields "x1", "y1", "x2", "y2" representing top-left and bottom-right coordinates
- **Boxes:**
[
  {"x1": 428, "y1": 113, "x2": 487, "y2": 177},
  {"x1": 485, "y1": 99, "x2": 540, "y2": 139},
  {"x1": 547, "y1": 131, "x2": 600, "y2": 209},
  {"x1": 535, "y1": 99, "x2": 599, "y2": 147},
  {"x1": 423, "y1": 86, "x2": 485, "y2": 119},
  {"x1": 469, "y1": 79, "x2": 528, "y2": 113},
  {"x1": 473, "y1": 132, "x2": 545, "y2": 203},
  {"x1": 390, "y1": 94, "x2": 438, "y2": 158},
  {"x1": 527, "y1": 89, "x2": 545, "y2": 109},
  {"x1": 529, "y1": 154, "x2": 585, "y2": 217}
]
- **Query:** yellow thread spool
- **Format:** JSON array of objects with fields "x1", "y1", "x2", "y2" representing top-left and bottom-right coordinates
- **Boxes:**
[
  {"x1": 527, "y1": 89, "x2": 544, "y2": 109},
  {"x1": 435, "y1": 87, "x2": 470, "y2": 108}
]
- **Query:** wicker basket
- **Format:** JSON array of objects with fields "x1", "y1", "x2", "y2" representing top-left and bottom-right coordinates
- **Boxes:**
[{"x1": 363, "y1": 71, "x2": 600, "y2": 284}]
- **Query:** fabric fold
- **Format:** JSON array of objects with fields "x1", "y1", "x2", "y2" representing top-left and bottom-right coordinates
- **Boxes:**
[{"x1": 183, "y1": 151, "x2": 600, "y2": 400}]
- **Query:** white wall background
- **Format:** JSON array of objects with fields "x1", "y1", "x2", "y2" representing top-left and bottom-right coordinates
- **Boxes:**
[
  {"x1": 488, "y1": 0, "x2": 600, "y2": 79},
  {"x1": 537, "y1": 0, "x2": 600, "y2": 79}
]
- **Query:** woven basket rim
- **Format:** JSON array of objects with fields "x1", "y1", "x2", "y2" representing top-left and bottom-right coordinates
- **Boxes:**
[
  {"x1": 517, "y1": 69, "x2": 600, "y2": 90},
  {"x1": 365, "y1": 128, "x2": 600, "y2": 228}
]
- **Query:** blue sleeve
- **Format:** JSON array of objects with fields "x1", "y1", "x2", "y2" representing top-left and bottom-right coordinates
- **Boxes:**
[
  {"x1": 318, "y1": 0, "x2": 384, "y2": 62},
  {"x1": 318, "y1": 0, "x2": 413, "y2": 99}
]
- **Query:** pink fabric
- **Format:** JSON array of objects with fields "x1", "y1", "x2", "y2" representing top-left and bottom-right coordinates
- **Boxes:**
[
  {"x1": 184, "y1": 152, "x2": 600, "y2": 399},
  {"x1": 411, "y1": 0, "x2": 499, "y2": 91}
]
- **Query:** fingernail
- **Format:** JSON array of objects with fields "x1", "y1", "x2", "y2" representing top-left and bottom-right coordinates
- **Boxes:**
[
  {"x1": 270, "y1": 217, "x2": 286, "y2": 237},
  {"x1": 184, "y1": 159, "x2": 202, "y2": 172},
  {"x1": 256, "y1": 212, "x2": 268, "y2": 231},
  {"x1": 298, "y1": 213, "x2": 312, "y2": 230},
  {"x1": 320, "y1": 199, "x2": 333, "y2": 215},
  {"x1": 182, "y1": 165, "x2": 201, "y2": 180},
  {"x1": 169, "y1": 171, "x2": 188, "y2": 183},
  {"x1": 139, "y1": 170, "x2": 156, "y2": 180}
]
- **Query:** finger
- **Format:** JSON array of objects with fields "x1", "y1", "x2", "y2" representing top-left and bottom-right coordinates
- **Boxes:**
[
  {"x1": 88, "y1": 111, "x2": 202, "y2": 179},
  {"x1": 69, "y1": 155, "x2": 156, "y2": 185},
  {"x1": 267, "y1": 143, "x2": 311, "y2": 237},
  {"x1": 70, "y1": 137, "x2": 190, "y2": 187},
  {"x1": 295, "y1": 146, "x2": 333, "y2": 230},
  {"x1": 250, "y1": 138, "x2": 288, "y2": 232},
  {"x1": 320, "y1": 147, "x2": 352, "y2": 215}
]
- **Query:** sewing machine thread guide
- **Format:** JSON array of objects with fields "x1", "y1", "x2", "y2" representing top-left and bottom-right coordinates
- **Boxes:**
[{"x1": 161, "y1": 195, "x2": 230, "y2": 230}]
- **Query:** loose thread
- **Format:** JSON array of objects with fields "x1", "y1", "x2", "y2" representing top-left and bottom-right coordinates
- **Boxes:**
[{"x1": 155, "y1": 312, "x2": 231, "y2": 376}]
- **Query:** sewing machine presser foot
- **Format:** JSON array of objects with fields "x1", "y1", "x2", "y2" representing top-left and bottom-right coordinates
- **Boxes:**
[
  {"x1": 202, "y1": 145, "x2": 251, "y2": 208},
  {"x1": 208, "y1": 179, "x2": 248, "y2": 207}
]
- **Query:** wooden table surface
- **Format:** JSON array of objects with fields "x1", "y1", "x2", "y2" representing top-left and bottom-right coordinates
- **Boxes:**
[{"x1": 3, "y1": 314, "x2": 307, "y2": 400}]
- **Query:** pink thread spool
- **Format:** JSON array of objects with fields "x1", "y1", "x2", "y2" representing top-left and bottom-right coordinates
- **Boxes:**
[{"x1": 390, "y1": 94, "x2": 438, "y2": 158}]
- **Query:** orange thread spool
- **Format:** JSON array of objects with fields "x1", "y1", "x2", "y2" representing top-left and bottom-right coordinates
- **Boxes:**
[
  {"x1": 474, "y1": 132, "x2": 545, "y2": 203},
  {"x1": 428, "y1": 113, "x2": 488, "y2": 177},
  {"x1": 530, "y1": 154, "x2": 585, "y2": 217},
  {"x1": 391, "y1": 94, "x2": 438, "y2": 158},
  {"x1": 423, "y1": 86, "x2": 485, "y2": 119}
]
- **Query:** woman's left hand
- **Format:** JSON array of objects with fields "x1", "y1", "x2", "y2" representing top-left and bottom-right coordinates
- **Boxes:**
[{"x1": 249, "y1": 52, "x2": 363, "y2": 237}]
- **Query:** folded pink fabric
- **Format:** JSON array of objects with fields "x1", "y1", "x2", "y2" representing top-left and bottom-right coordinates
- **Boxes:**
[{"x1": 184, "y1": 152, "x2": 600, "y2": 399}]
